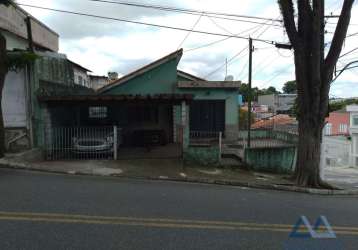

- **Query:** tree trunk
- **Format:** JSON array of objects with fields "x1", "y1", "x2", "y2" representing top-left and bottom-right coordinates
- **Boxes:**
[
  {"x1": 295, "y1": 117, "x2": 322, "y2": 187},
  {"x1": 0, "y1": 34, "x2": 7, "y2": 158}
]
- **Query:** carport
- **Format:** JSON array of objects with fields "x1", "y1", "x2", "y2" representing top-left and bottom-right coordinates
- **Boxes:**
[{"x1": 39, "y1": 94, "x2": 192, "y2": 160}]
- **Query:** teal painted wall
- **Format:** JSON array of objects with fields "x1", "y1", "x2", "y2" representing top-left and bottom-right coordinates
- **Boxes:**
[
  {"x1": 101, "y1": 59, "x2": 239, "y2": 129},
  {"x1": 101, "y1": 59, "x2": 179, "y2": 95},
  {"x1": 32, "y1": 54, "x2": 90, "y2": 148},
  {"x1": 245, "y1": 147, "x2": 296, "y2": 174},
  {"x1": 184, "y1": 146, "x2": 220, "y2": 165}
]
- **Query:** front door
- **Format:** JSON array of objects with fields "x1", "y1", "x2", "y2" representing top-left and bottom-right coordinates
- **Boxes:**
[{"x1": 190, "y1": 100, "x2": 225, "y2": 132}]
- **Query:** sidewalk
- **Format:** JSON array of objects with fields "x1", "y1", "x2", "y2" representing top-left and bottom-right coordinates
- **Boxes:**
[{"x1": 1, "y1": 151, "x2": 358, "y2": 195}]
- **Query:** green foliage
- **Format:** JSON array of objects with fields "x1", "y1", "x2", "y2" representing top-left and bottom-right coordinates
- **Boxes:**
[
  {"x1": 282, "y1": 80, "x2": 296, "y2": 94},
  {"x1": 329, "y1": 98, "x2": 358, "y2": 112},
  {"x1": 239, "y1": 108, "x2": 255, "y2": 130},
  {"x1": 289, "y1": 97, "x2": 299, "y2": 118},
  {"x1": 6, "y1": 51, "x2": 39, "y2": 72},
  {"x1": 239, "y1": 84, "x2": 279, "y2": 102}
]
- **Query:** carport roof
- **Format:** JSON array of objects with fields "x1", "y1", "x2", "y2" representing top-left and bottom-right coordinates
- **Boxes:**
[{"x1": 38, "y1": 94, "x2": 193, "y2": 102}]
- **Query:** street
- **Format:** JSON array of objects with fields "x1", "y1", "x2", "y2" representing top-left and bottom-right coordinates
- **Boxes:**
[{"x1": 0, "y1": 168, "x2": 358, "y2": 250}]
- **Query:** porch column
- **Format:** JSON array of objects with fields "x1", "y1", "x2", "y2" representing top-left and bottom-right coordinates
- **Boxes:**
[{"x1": 181, "y1": 101, "x2": 189, "y2": 149}]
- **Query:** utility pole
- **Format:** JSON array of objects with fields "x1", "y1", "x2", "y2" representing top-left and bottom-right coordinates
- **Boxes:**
[{"x1": 247, "y1": 38, "x2": 253, "y2": 148}]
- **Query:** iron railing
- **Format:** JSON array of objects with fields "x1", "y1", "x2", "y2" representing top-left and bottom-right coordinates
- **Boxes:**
[{"x1": 45, "y1": 126, "x2": 121, "y2": 160}]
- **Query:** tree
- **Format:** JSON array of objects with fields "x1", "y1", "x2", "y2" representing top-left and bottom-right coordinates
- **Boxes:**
[
  {"x1": 239, "y1": 108, "x2": 254, "y2": 130},
  {"x1": 278, "y1": 0, "x2": 355, "y2": 187},
  {"x1": 282, "y1": 80, "x2": 297, "y2": 94},
  {"x1": 266, "y1": 86, "x2": 279, "y2": 94}
]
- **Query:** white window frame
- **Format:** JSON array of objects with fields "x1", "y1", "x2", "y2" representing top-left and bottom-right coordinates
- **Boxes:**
[
  {"x1": 339, "y1": 123, "x2": 348, "y2": 133},
  {"x1": 325, "y1": 123, "x2": 332, "y2": 135},
  {"x1": 353, "y1": 115, "x2": 358, "y2": 127}
]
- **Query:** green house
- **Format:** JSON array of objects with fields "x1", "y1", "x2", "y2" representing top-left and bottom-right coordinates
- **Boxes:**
[{"x1": 39, "y1": 49, "x2": 241, "y2": 161}]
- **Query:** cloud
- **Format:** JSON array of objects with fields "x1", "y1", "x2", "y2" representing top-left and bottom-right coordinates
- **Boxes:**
[{"x1": 18, "y1": 0, "x2": 358, "y2": 98}]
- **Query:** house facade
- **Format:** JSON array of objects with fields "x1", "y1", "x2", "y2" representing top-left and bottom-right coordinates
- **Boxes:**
[
  {"x1": 37, "y1": 49, "x2": 240, "y2": 161},
  {"x1": 324, "y1": 109, "x2": 350, "y2": 136},
  {"x1": 347, "y1": 105, "x2": 358, "y2": 167},
  {"x1": 258, "y1": 94, "x2": 297, "y2": 114},
  {"x1": 321, "y1": 106, "x2": 358, "y2": 169},
  {"x1": 70, "y1": 60, "x2": 92, "y2": 88},
  {"x1": 89, "y1": 75, "x2": 109, "y2": 90}
]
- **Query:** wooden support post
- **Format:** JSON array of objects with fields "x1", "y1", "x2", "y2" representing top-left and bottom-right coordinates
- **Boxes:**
[{"x1": 113, "y1": 125, "x2": 118, "y2": 160}]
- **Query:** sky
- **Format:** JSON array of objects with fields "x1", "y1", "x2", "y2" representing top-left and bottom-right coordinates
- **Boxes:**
[{"x1": 17, "y1": 0, "x2": 358, "y2": 97}]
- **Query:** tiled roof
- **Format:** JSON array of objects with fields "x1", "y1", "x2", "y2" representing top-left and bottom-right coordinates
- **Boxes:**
[
  {"x1": 252, "y1": 114, "x2": 297, "y2": 129},
  {"x1": 178, "y1": 81, "x2": 241, "y2": 89}
]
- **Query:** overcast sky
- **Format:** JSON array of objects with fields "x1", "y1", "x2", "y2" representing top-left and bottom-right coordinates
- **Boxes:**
[{"x1": 18, "y1": 0, "x2": 358, "y2": 97}]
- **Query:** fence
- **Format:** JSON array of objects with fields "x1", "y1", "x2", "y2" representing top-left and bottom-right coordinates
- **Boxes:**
[
  {"x1": 45, "y1": 126, "x2": 121, "y2": 160},
  {"x1": 238, "y1": 129, "x2": 298, "y2": 149},
  {"x1": 186, "y1": 131, "x2": 223, "y2": 164}
]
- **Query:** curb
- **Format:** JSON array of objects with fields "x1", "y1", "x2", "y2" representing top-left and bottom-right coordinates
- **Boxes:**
[{"x1": 1, "y1": 161, "x2": 358, "y2": 196}]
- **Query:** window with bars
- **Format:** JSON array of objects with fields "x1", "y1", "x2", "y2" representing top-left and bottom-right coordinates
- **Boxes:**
[
  {"x1": 339, "y1": 124, "x2": 348, "y2": 133},
  {"x1": 353, "y1": 116, "x2": 358, "y2": 126},
  {"x1": 89, "y1": 106, "x2": 108, "y2": 119}
]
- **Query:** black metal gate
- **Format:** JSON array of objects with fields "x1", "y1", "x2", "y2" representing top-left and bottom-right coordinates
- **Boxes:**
[{"x1": 190, "y1": 100, "x2": 225, "y2": 132}]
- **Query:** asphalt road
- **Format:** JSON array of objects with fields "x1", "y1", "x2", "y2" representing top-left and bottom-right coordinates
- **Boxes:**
[{"x1": 0, "y1": 168, "x2": 358, "y2": 250}]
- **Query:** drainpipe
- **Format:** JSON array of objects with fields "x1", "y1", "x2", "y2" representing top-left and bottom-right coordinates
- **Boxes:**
[
  {"x1": 25, "y1": 65, "x2": 34, "y2": 148},
  {"x1": 25, "y1": 16, "x2": 34, "y2": 52}
]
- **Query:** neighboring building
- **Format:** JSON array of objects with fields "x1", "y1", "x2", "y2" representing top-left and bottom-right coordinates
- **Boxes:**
[
  {"x1": 251, "y1": 114, "x2": 298, "y2": 133},
  {"x1": 89, "y1": 75, "x2": 109, "y2": 90},
  {"x1": 321, "y1": 135, "x2": 351, "y2": 168},
  {"x1": 0, "y1": 2, "x2": 59, "y2": 151},
  {"x1": 321, "y1": 105, "x2": 358, "y2": 169},
  {"x1": 0, "y1": 2, "x2": 92, "y2": 152},
  {"x1": 70, "y1": 60, "x2": 92, "y2": 88},
  {"x1": 347, "y1": 105, "x2": 358, "y2": 167},
  {"x1": 324, "y1": 108, "x2": 350, "y2": 136},
  {"x1": 258, "y1": 94, "x2": 297, "y2": 114}
]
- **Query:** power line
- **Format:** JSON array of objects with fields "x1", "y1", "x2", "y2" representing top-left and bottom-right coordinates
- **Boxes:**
[
  {"x1": 339, "y1": 47, "x2": 358, "y2": 58},
  {"x1": 87, "y1": 0, "x2": 282, "y2": 23},
  {"x1": 177, "y1": 13, "x2": 203, "y2": 49},
  {"x1": 203, "y1": 22, "x2": 273, "y2": 79},
  {"x1": 207, "y1": 16, "x2": 236, "y2": 35},
  {"x1": 204, "y1": 46, "x2": 248, "y2": 78},
  {"x1": 17, "y1": 3, "x2": 278, "y2": 44},
  {"x1": 184, "y1": 24, "x2": 263, "y2": 53}
]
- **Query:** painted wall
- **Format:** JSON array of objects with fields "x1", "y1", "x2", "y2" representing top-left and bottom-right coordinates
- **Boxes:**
[
  {"x1": 74, "y1": 67, "x2": 90, "y2": 88},
  {"x1": 245, "y1": 147, "x2": 296, "y2": 174},
  {"x1": 321, "y1": 136, "x2": 351, "y2": 168},
  {"x1": 2, "y1": 69, "x2": 27, "y2": 128},
  {"x1": 100, "y1": 58, "x2": 239, "y2": 140},
  {"x1": 325, "y1": 111, "x2": 350, "y2": 135},
  {"x1": 1, "y1": 31, "x2": 28, "y2": 50},
  {"x1": 184, "y1": 145, "x2": 220, "y2": 165},
  {"x1": 0, "y1": 4, "x2": 59, "y2": 51},
  {"x1": 101, "y1": 59, "x2": 178, "y2": 95}
]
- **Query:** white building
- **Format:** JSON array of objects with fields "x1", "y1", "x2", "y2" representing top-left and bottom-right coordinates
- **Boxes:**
[
  {"x1": 1, "y1": 3, "x2": 59, "y2": 151},
  {"x1": 89, "y1": 75, "x2": 109, "y2": 90},
  {"x1": 347, "y1": 105, "x2": 358, "y2": 167},
  {"x1": 258, "y1": 94, "x2": 297, "y2": 114},
  {"x1": 69, "y1": 60, "x2": 92, "y2": 88}
]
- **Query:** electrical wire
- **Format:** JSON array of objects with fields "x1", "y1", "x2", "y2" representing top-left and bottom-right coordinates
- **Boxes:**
[
  {"x1": 177, "y1": 13, "x2": 203, "y2": 49},
  {"x1": 203, "y1": 21, "x2": 274, "y2": 79},
  {"x1": 17, "y1": 3, "x2": 279, "y2": 44},
  {"x1": 184, "y1": 24, "x2": 264, "y2": 53},
  {"x1": 87, "y1": 0, "x2": 282, "y2": 23}
]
